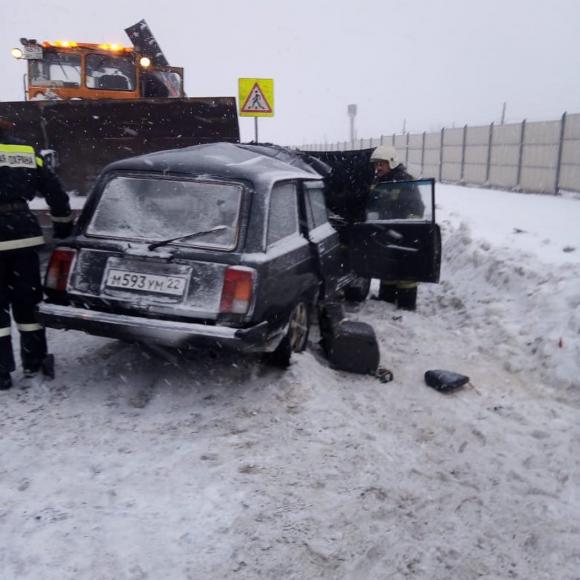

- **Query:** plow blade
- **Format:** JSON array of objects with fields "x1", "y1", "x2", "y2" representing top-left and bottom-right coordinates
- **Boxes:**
[{"x1": 1, "y1": 97, "x2": 239, "y2": 194}]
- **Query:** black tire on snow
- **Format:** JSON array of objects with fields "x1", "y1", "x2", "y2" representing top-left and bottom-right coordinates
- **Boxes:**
[{"x1": 265, "y1": 300, "x2": 311, "y2": 367}]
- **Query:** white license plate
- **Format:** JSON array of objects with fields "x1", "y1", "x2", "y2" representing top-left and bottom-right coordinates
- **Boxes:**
[{"x1": 105, "y1": 269, "x2": 188, "y2": 296}]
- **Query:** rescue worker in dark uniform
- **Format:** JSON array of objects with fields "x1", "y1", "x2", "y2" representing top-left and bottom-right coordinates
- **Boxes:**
[
  {"x1": 0, "y1": 117, "x2": 73, "y2": 390},
  {"x1": 369, "y1": 145, "x2": 424, "y2": 310}
]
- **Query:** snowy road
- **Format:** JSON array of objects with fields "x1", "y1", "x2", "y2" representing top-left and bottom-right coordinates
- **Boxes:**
[{"x1": 1, "y1": 185, "x2": 579, "y2": 579}]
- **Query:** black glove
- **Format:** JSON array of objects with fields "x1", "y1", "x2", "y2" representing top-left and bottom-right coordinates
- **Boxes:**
[{"x1": 53, "y1": 220, "x2": 74, "y2": 239}]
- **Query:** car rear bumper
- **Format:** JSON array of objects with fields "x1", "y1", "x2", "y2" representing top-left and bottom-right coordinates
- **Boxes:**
[{"x1": 37, "y1": 303, "x2": 275, "y2": 351}]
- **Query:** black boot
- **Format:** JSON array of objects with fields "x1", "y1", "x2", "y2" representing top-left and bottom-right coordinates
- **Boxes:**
[
  {"x1": 397, "y1": 287, "x2": 417, "y2": 311},
  {"x1": 23, "y1": 354, "x2": 55, "y2": 380},
  {"x1": 377, "y1": 282, "x2": 397, "y2": 303},
  {"x1": 0, "y1": 373, "x2": 12, "y2": 391}
]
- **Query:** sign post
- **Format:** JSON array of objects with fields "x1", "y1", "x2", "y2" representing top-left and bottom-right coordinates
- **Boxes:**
[{"x1": 238, "y1": 78, "x2": 274, "y2": 143}]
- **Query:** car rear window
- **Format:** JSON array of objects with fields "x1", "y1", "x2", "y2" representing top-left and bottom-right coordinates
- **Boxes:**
[{"x1": 87, "y1": 175, "x2": 242, "y2": 250}]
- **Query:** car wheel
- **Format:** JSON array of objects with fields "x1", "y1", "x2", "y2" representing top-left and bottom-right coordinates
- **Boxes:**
[
  {"x1": 265, "y1": 300, "x2": 311, "y2": 367},
  {"x1": 343, "y1": 277, "x2": 371, "y2": 303}
]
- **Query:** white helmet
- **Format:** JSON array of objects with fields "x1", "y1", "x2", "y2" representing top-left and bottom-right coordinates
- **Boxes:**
[{"x1": 370, "y1": 145, "x2": 400, "y2": 168}]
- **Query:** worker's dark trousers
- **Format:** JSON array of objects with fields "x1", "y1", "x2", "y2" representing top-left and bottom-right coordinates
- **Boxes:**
[
  {"x1": 0, "y1": 248, "x2": 47, "y2": 375},
  {"x1": 378, "y1": 280, "x2": 418, "y2": 310}
]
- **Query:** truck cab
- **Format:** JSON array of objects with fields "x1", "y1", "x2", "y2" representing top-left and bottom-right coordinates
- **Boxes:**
[
  {"x1": 3, "y1": 21, "x2": 239, "y2": 195},
  {"x1": 13, "y1": 40, "x2": 184, "y2": 101}
]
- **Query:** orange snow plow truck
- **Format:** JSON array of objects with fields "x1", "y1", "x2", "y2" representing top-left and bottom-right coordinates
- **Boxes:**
[{"x1": 2, "y1": 20, "x2": 239, "y2": 194}]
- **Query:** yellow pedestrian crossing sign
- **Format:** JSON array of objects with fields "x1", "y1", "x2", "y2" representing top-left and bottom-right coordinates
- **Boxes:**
[{"x1": 239, "y1": 78, "x2": 274, "y2": 117}]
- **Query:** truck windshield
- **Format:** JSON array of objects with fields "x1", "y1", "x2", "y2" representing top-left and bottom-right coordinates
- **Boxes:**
[
  {"x1": 87, "y1": 176, "x2": 242, "y2": 250},
  {"x1": 86, "y1": 53, "x2": 136, "y2": 91},
  {"x1": 30, "y1": 52, "x2": 81, "y2": 87}
]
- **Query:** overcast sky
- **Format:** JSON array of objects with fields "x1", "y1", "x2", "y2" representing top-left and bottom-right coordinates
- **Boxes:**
[{"x1": 1, "y1": 0, "x2": 579, "y2": 145}]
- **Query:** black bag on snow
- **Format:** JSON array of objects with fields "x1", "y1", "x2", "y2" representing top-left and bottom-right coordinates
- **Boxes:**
[
  {"x1": 319, "y1": 303, "x2": 380, "y2": 374},
  {"x1": 424, "y1": 369, "x2": 470, "y2": 392}
]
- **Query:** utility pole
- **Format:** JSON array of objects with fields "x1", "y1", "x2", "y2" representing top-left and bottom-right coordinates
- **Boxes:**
[{"x1": 347, "y1": 104, "x2": 357, "y2": 144}]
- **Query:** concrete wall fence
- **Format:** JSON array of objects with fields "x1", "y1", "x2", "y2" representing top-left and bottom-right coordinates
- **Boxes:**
[{"x1": 301, "y1": 113, "x2": 580, "y2": 195}]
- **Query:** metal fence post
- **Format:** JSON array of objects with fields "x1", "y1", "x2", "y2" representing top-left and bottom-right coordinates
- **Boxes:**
[
  {"x1": 486, "y1": 122, "x2": 494, "y2": 184},
  {"x1": 421, "y1": 131, "x2": 426, "y2": 177},
  {"x1": 439, "y1": 127, "x2": 445, "y2": 182},
  {"x1": 554, "y1": 112, "x2": 567, "y2": 195},
  {"x1": 460, "y1": 124, "x2": 468, "y2": 181},
  {"x1": 516, "y1": 119, "x2": 527, "y2": 189}
]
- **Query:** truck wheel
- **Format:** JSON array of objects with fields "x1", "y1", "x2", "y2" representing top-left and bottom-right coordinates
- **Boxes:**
[
  {"x1": 265, "y1": 300, "x2": 311, "y2": 367},
  {"x1": 343, "y1": 277, "x2": 371, "y2": 303}
]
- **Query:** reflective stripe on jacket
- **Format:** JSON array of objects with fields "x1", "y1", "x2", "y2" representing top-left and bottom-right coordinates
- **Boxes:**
[{"x1": 0, "y1": 139, "x2": 72, "y2": 252}]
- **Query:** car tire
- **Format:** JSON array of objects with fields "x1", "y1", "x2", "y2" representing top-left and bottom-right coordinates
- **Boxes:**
[
  {"x1": 343, "y1": 277, "x2": 371, "y2": 303},
  {"x1": 265, "y1": 300, "x2": 311, "y2": 367}
]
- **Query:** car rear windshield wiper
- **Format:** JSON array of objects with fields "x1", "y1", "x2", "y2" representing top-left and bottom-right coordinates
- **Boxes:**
[{"x1": 148, "y1": 225, "x2": 227, "y2": 251}]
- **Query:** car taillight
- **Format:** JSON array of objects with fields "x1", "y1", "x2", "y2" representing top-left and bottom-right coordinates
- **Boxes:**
[
  {"x1": 45, "y1": 248, "x2": 76, "y2": 292},
  {"x1": 219, "y1": 267, "x2": 255, "y2": 314}
]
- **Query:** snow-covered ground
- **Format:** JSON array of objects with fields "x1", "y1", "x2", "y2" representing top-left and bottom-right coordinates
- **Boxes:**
[{"x1": 1, "y1": 184, "x2": 579, "y2": 579}]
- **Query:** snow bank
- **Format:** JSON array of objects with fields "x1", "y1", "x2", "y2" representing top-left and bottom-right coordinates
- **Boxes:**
[
  {"x1": 437, "y1": 184, "x2": 580, "y2": 265},
  {"x1": 1, "y1": 183, "x2": 578, "y2": 580},
  {"x1": 435, "y1": 185, "x2": 580, "y2": 393}
]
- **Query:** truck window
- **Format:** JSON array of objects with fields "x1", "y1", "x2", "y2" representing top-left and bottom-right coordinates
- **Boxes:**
[
  {"x1": 142, "y1": 70, "x2": 183, "y2": 97},
  {"x1": 268, "y1": 182, "x2": 299, "y2": 247},
  {"x1": 30, "y1": 52, "x2": 81, "y2": 87},
  {"x1": 86, "y1": 53, "x2": 136, "y2": 91}
]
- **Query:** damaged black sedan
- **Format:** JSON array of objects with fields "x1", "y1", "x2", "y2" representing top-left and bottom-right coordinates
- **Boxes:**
[{"x1": 38, "y1": 142, "x2": 440, "y2": 367}]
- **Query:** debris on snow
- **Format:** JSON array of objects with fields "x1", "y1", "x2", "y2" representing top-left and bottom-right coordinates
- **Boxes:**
[{"x1": 424, "y1": 369, "x2": 470, "y2": 392}]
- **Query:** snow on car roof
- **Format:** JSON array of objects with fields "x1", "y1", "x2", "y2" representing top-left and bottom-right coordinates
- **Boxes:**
[{"x1": 104, "y1": 142, "x2": 321, "y2": 188}]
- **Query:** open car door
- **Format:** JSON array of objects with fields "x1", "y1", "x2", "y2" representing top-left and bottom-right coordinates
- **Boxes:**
[{"x1": 348, "y1": 178, "x2": 441, "y2": 283}]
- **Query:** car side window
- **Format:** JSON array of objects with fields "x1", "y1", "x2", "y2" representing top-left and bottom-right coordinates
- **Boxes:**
[
  {"x1": 268, "y1": 182, "x2": 299, "y2": 246},
  {"x1": 304, "y1": 185, "x2": 329, "y2": 230}
]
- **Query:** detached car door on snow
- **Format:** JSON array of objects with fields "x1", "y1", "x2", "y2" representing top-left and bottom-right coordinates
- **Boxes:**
[{"x1": 349, "y1": 178, "x2": 441, "y2": 283}]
